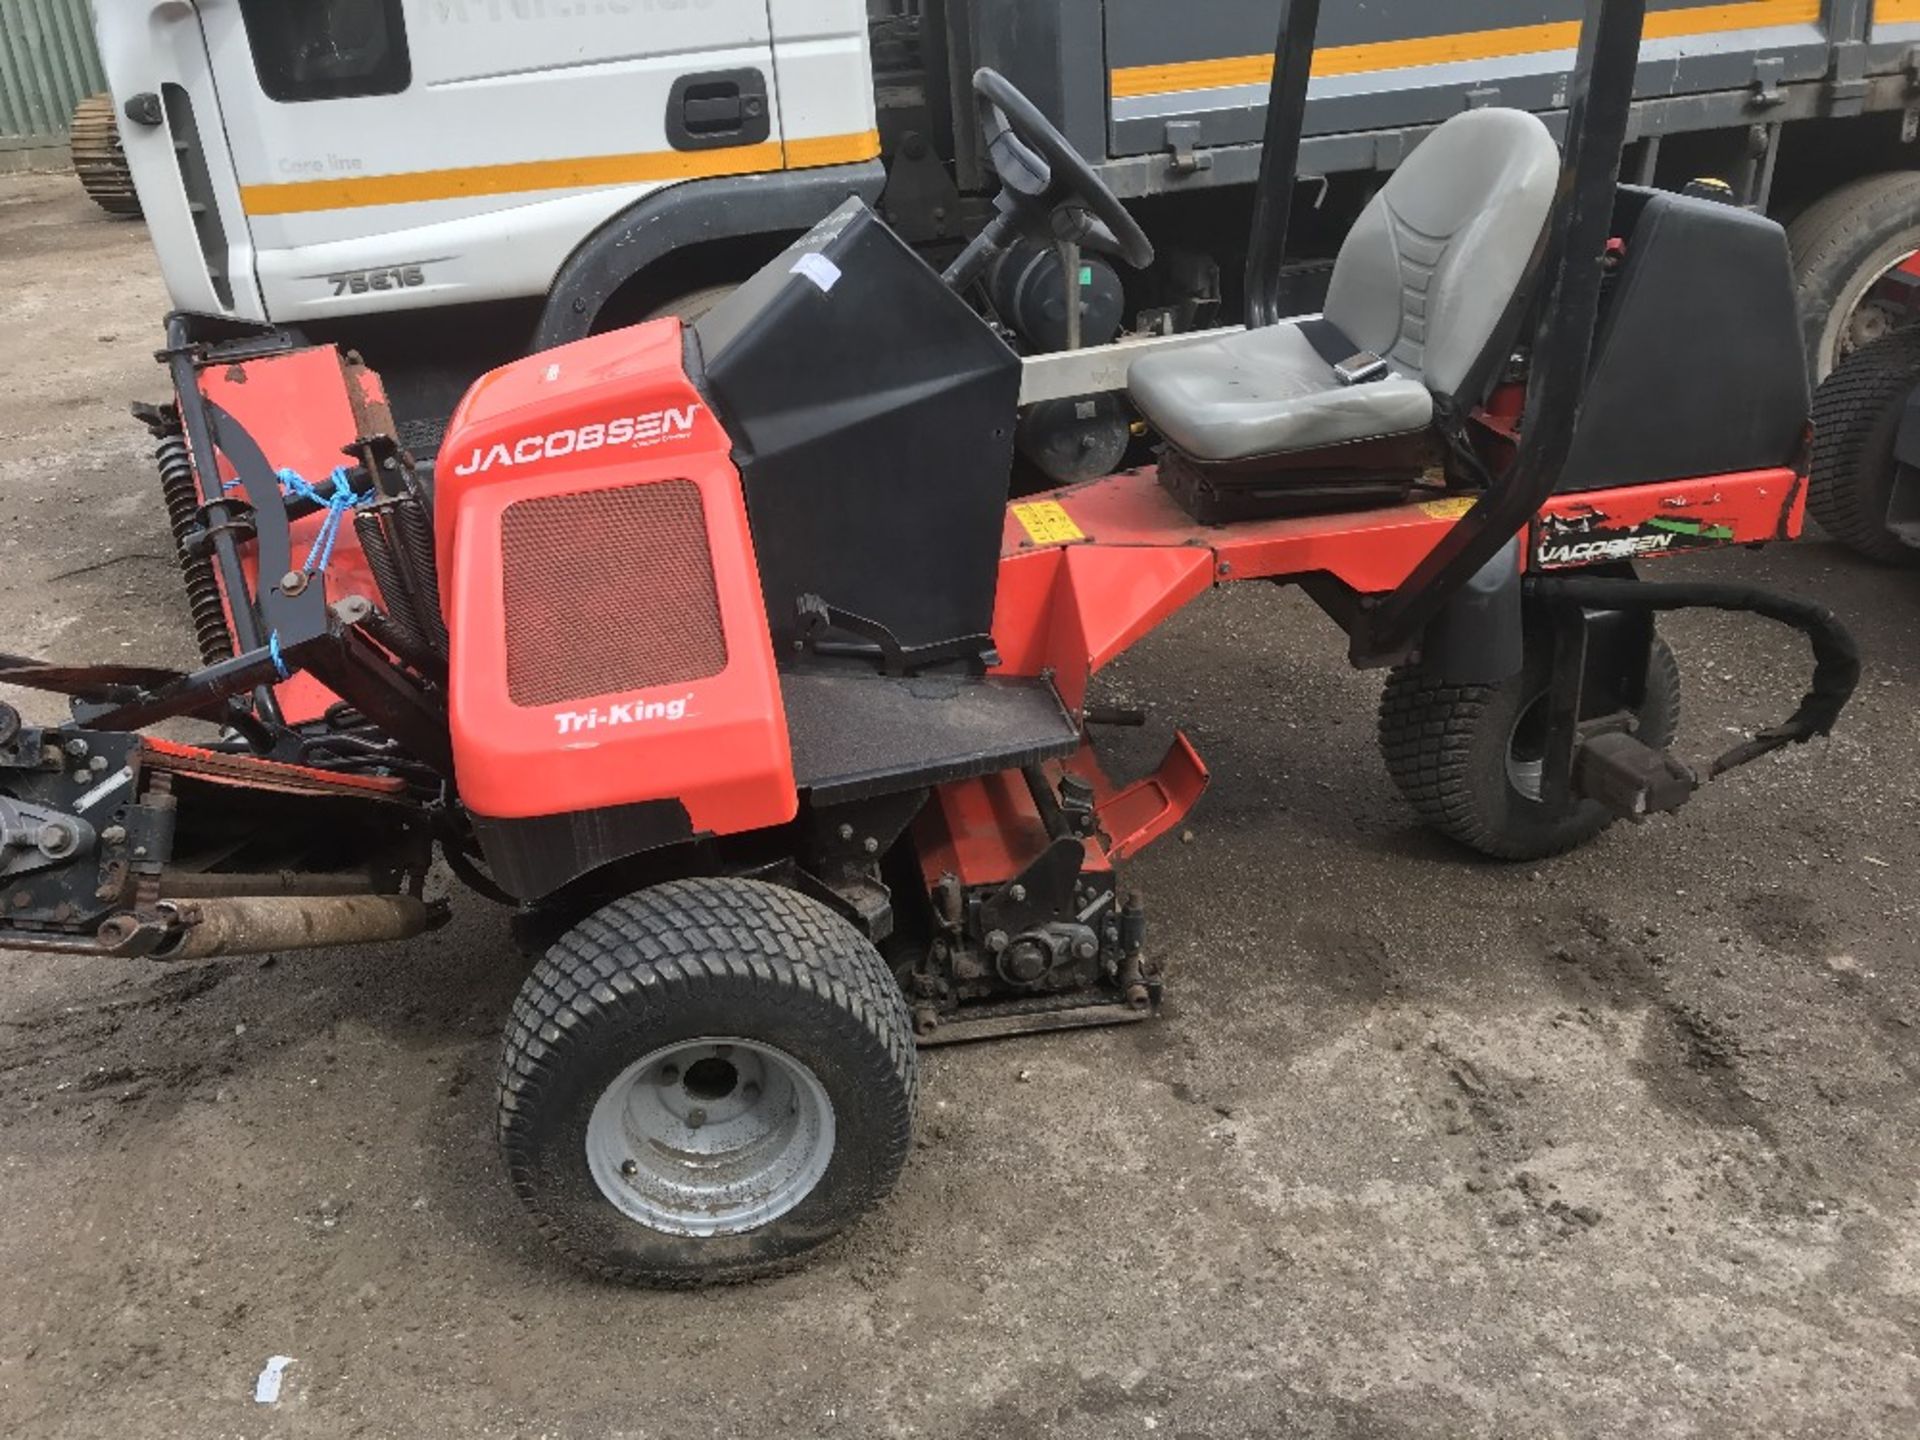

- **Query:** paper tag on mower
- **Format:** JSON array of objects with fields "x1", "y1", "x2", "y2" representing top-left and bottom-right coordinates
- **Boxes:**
[{"x1": 790, "y1": 252, "x2": 842, "y2": 293}]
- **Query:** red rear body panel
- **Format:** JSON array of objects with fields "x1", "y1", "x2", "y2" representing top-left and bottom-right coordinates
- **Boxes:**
[
  {"x1": 991, "y1": 465, "x2": 1803, "y2": 709},
  {"x1": 436, "y1": 321, "x2": 795, "y2": 833}
]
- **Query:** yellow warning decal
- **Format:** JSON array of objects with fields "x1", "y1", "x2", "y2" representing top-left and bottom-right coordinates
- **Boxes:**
[
  {"x1": 1012, "y1": 500, "x2": 1086, "y2": 545},
  {"x1": 1419, "y1": 497, "x2": 1478, "y2": 520}
]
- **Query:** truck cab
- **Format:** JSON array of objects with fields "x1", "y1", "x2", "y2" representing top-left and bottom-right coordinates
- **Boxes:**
[{"x1": 95, "y1": 0, "x2": 879, "y2": 326}]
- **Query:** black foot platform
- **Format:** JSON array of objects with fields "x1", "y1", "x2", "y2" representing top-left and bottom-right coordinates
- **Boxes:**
[{"x1": 782, "y1": 671, "x2": 1080, "y2": 803}]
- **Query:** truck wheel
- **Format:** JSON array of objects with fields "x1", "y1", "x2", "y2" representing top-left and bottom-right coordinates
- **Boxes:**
[
  {"x1": 1787, "y1": 172, "x2": 1920, "y2": 382},
  {"x1": 1379, "y1": 635, "x2": 1681, "y2": 861},
  {"x1": 70, "y1": 93, "x2": 140, "y2": 219},
  {"x1": 498, "y1": 877, "x2": 916, "y2": 1287},
  {"x1": 1807, "y1": 329, "x2": 1920, "y2": 565}
]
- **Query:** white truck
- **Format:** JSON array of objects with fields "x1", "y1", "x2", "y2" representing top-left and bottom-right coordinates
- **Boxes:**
[{"x1": 93, "y1": 0, "x2": 1920, "y2": 461}]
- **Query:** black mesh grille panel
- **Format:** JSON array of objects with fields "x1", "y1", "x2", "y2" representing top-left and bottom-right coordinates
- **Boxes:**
[{"x1": 501, "y1": 480, "x2": 728, "y2": 708}]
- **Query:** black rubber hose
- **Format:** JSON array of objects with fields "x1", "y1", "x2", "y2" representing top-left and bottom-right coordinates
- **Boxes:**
[
  {"x1": 360, "y1": 605, "x2": 448, "y2": 686},
  {"x1": 433, "y1": 817, "x2": 518, "y2": 907},
  {"x1": 1524, "y1": 575, "x2": 1860, "y2": 777},
  {"x1": 1021, "y1": 764, "x2": 1071, "y2": 841}
]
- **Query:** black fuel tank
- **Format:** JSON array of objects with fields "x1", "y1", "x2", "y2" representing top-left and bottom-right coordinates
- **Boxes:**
[{"x1": 691, "y1": 199, "x2": 1022, "y2": 661}]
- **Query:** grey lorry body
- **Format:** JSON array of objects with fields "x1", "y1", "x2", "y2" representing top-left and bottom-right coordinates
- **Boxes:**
[{"x1": 920, "y1": 0, "x2": 1908, "y2": 210}]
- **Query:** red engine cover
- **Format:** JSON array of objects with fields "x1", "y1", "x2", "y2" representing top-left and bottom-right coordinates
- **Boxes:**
[{"x1": 437, "y1": 320, "x2": 795, "y2": 834}]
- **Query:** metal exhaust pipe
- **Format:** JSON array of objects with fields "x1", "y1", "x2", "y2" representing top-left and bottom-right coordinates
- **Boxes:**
[{"x1": 153, "y1": 894, "x2": 440, "y2": 961}]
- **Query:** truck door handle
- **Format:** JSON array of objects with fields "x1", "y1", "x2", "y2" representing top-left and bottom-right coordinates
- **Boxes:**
[
  {"x1": 667, "y1": 69, "x2": 771, "y2": 152},
  {"x1": 685, "y1": 89, "x2": 743, "y2": 129}
]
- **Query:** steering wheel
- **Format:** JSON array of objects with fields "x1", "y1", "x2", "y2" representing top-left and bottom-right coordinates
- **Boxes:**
[{"x1": 972, "y1": 68, "x2": 1154, "y2": 270}]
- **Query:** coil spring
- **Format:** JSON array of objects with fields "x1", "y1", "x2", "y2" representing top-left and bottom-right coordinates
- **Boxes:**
[
  {"x1": 155, "y1": 432, "x2": 235, "y2": 664},
  {"x1": 353, "y1": 507, "x2": 428, "y2": 651},
  {"x1": 387, "y1": 494, "x2": 449, "y2": 656}
]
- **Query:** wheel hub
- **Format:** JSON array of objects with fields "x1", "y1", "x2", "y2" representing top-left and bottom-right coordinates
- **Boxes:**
[
  {"x1": 1506, "y1": 695, "x2": 1550, "y2": 802},
  {"x1": 585, "y1": 1036, "x2": 835, "y2": 1238},
  {"x1": 1845, "y1": 299, "x2": 1900, "y2": 356}
]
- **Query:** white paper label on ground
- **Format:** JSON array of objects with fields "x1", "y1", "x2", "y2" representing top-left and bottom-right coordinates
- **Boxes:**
[{"x1": 254, "y1": 1355, "x2": 295, "y2": 1405}]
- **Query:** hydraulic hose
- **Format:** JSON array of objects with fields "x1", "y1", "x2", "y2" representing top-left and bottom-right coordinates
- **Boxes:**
[{"x1": 1524, "y1": 575, "x2": 1860, "y2": 778}]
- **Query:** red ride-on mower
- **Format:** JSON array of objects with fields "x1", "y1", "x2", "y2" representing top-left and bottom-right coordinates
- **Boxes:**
[{"x1": 0, "y1": 0, "x2": 1859, "y2": 1286}]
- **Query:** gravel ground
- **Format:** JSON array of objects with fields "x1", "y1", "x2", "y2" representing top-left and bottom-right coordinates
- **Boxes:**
[{"x1": 2, "y1": 172, "x2": 1917, "y2": 1439}]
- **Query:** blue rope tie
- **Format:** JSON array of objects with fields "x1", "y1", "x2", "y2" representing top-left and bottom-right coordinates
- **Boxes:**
[
  {"x1": 276, "y1": 466, "x2": 374, "y2": 576},
  {"x1": 223, "y1": 465, "x2": 374, "y2": 576},
  {"x1": 222, "y1": 466, "x2": 378, "y2": 688}
]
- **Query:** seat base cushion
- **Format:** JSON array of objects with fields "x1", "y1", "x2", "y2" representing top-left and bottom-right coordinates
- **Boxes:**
[
  {"x1": 1158, "y1": 433, "x2": 1439, "y2": 525},
  {"x1": 1128, "y1": 322, "x2": 1436, "y2": 462}
]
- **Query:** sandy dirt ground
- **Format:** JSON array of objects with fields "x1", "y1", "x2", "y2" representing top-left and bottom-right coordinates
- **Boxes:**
[{"x1": 1, "y1": 172, "x2": 1917, "y2": 1439}]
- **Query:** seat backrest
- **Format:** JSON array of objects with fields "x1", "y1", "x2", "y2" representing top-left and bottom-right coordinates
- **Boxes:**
[{"x1": 1323, "y1": 108, "x2": 1560, "y2": 402}]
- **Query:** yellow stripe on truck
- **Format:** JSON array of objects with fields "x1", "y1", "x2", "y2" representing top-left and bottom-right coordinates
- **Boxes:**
[
  {"x1": 1109, "y1": 0, "x2": 1821, "y2": 99},
  {"x1": 1876, "y1": 0, "x2": 1920, "y2": 22},
  {"x1": 782, "y1": 129, "x2": 882, "y2": 168},
  {"x1": 239, "y1": 130, "x2": 880, "y2": 218}
]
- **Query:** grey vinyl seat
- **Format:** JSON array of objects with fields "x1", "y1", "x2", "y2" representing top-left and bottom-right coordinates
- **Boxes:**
[{"x1": 1128, "y1": 108, "x2": 1562, "y2": 464}]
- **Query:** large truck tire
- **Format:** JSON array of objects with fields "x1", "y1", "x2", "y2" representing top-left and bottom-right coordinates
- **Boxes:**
[
  {"x1": 1807, "y1": 328, "x2": 1920, "y2": 565},
  {"x1": 69, "y1": 93, "x2": 141, "y2": 219},
  {"x1": 1379, "y1": 635, "x2": 1681, "y2": 861},
  {"x1": 498, "y1": 877, "x2": 917, "y2": 1287},
  {"x1": 1786, "y1": 172, "x2": 1920, "y2": 383}
]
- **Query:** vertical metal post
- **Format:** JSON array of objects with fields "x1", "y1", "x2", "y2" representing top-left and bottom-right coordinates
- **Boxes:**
[
  {"x1": 1633, "y1": 134, "x2": 1661, "y2": 186},
  {"x1": 1748, "y1": 122, "x2": 1783, "y2": 211},
  {"x1": 1057, "y1": 238, "x2": 1084, "y2": 350},
  {"x1": 1353, "y1": 0, "x2": 1650, "y2": 664},
  {"x1": 1243, "y1": 0, "x2": 1325, "y2": 329}
]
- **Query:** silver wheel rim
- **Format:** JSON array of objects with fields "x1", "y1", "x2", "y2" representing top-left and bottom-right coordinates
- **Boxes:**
[
  {"x1": 585, "y1": 1036, "x2": 835, "y2": 1238},
  {"x1": 1506, "y1": 696, "x2": 1549, "y2": 802},
  {"x1": 1820, "y1": 240, "x2": 1920, "y2": 380}
]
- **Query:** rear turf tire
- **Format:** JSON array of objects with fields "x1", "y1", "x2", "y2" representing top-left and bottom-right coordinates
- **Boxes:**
[
  {"x1": 1807, "y1": 329, "x2": 1920, "y2": 566},
  {"x1": 1379, "y1": 634, "x2": 1681, "y2": 861},
  {"x1": 498, "y1": 877, "x2": 916, "y2": 1287}
]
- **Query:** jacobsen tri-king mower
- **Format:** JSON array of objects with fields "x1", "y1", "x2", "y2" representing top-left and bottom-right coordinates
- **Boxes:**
[{"x1": 0, "y1": 0, "x2": 1859, "y2": 1285}]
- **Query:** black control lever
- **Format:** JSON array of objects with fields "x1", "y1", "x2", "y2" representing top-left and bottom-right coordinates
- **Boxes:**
[{"x1": 795, "y1": 594, "x2": 997, "y2": 676}]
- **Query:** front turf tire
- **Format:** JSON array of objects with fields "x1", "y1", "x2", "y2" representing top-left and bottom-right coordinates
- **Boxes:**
[
  {"x1": 498, "y1": 877, "x2": 917, "y2": 1287},
  {"x1": 1379, "y1": 635, "x2": 1681, "y2": 861}
]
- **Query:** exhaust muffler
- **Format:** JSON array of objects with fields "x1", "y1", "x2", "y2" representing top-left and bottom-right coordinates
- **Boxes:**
[{"x1": 152, "y1": 894, "x2": 441, "y2": 961}]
